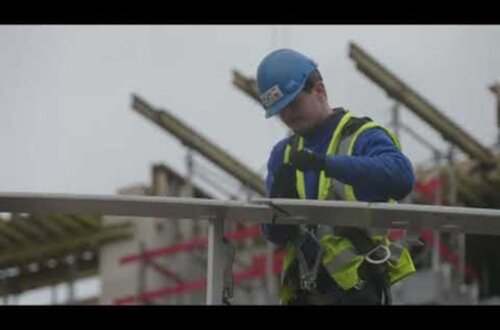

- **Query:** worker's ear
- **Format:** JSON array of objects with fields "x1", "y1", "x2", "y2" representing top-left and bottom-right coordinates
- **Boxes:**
[{"x1": 313, "y1": 81, "x2": 328, "y2": 101}]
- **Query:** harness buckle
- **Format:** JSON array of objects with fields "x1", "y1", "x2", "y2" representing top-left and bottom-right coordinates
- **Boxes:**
[
  {"x1": 300, "y1": 277, "x2": 317, "y2": 291},
  {"x1": 353, "y1": 279, "x2": 366, "y2": 291}
]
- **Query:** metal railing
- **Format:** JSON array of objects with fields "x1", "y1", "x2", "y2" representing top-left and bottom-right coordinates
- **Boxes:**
[{"x1": 2, "y1": 192, "x2": 500, "y2": 304}]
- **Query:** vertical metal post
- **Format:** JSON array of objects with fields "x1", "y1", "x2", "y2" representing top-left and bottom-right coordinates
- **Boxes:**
[
  {"x1": 447, "y1": 146, "x2": 457, "y2": 205},
  {"x1": 137, "y1": 241, "x2": 148, "y2": 305},
  {"x1": 457, "y1": 232, "x2": 466, "y2": 292},
  {"x1": 447, "y1": 145, "x2": 465, "y2": 295},
  {"x1": 265, "y1": 241, "x2": 277, "y2": 304},
  {"x1": 430, "y1": 150, "x2": 445, "y2": 302},
  {"x1": 432, "y1": 150, "x2": 442, "y2": 272},
  {"x1": 206, "y1": 217, "x2": 225, "y2": 305},
  {"x1": 181, "y1": 148, "x2": 195, "y2": 305},
  {"x1": 186, "y1": 148, "x2": 194, "y2": 196},
  {"x1": 152, "y1": 165, "x2": 177, "y2": 305}
]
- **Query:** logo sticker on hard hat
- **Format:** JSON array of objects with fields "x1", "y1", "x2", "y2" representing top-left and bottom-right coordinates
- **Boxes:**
[{"x1": 260, "y1": 85, "x2": 284, "y2": 108}]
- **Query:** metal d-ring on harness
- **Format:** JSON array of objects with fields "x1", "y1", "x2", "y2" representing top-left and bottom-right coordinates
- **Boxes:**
[
  {"x1": 295, "y1": 229, "x2": 392, "y2": 293},
  {"x1": 335, "y1": 226, "x2": 393, "y2": 305},
  {"x1": 362, "y1": 243, "x2": 392, "y2": 305},
  {"x1": 365, "y1": 244, "x2": 391, "y2": 265}
]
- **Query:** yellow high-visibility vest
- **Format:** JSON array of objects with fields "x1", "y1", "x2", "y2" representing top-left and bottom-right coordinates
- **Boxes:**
[{"x1": 279, "y1": 111, "x2": 416, "y2": 305}]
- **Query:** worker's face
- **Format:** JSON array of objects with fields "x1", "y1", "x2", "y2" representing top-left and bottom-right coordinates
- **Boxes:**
[{"x1": 278, "y1": 82, "x2": 327, "y2": 135}]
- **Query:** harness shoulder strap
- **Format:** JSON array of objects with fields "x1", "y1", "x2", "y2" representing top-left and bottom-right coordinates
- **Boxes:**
[{"x1": 340, "y1": 116, "x2": 373, "y2": 140}]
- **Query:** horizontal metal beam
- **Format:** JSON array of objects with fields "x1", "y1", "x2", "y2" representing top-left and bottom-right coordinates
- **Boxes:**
[
  {"x1": 120, "y1": 225, "x2": 260, "y2": 264},
  {"x1": 0, "y1": 193, "x2": 272, "y2": 222},
  {"x1": 349, "y1": 42, "x2": 495, "y2": 167},
  {"x1": 3, "y1": 191, "x2": 500, "y2": 305},
  {"x1": 1, "y1": 193, "x2": 500, "y2": 236},
  {"x1": 255, "y1": 198, "x2": 500, "y2": 236}
]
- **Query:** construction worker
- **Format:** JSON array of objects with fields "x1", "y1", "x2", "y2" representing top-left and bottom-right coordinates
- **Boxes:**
[{"x1": 257, "y1": 49, "x2": 416, "y2": 305}]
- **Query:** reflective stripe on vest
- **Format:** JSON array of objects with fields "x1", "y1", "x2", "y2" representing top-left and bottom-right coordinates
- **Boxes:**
[
  {"x1": 284, "y1": 111, "x2": 353, "y2": 200},
  {"x1": 386, "y1": 240, "x2": 415, "y2": 284},
  {"x1": 320, "y1": 234, "x2": 364, "y2": 290},
  {"x1": 328, "y1": 121, "x2": 401, "y2": 202},
  {"x1": 279, "y1": 111, "x2": 416, "y2": 301}
]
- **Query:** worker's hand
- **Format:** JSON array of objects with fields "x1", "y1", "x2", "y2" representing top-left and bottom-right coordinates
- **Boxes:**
[
  {"x1": 289, "y1": 148, "x2": 326, "y2": 171},
  {"x1": 270, "y1": 164, "x2": 297, "y2": 198}
]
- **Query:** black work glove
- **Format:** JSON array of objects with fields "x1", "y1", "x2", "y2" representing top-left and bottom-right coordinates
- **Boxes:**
[
  {"x1": 270, "y1": 164, "x2": 297, "y2": 198},
  {"x1": 264, "y1": 164, "x2": 301, "y2": 246},
  {"x1": 289, "y1": 148, "x2": 326, "y2": 171}
]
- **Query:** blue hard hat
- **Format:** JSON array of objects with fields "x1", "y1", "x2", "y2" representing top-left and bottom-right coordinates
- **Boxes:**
[{"x1": 257, "y1": 49, "x2": 318, "y2": 118}]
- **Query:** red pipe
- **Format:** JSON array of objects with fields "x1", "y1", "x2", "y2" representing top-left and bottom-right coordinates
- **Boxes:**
[
  {"x1": 120, "y1": 225, "x2": 261, "y2": 265},
  {"x1": 146, "y1": 258, "x2": 183, "y2": 283},
  {"x1": 115, "y1": 230, "x2": 480, "y2": 304},
  {"x1": 420, "y1": 229, "x2": 479, "y2": 281},
  {"x1": 413, "y1": 177, "x2": 478, "y2": 280},
  {"x1": 114, "y1": 251, "x2": 284, "y2": 305}
]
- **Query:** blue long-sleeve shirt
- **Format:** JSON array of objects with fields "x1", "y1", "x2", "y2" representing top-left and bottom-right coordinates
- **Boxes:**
[{"x1": 261, "y1": 110, "x2": 415, "y2": 247}]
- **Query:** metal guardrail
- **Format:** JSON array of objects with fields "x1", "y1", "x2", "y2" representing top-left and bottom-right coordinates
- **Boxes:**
[{"x1": 1, "y1": 192, "x2": 500, "y2": 304}]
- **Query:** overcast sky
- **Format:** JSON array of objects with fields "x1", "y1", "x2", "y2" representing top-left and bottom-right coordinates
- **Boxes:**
[{"x1": 1, "y1": 25, "x2": 500, "y2": 197}]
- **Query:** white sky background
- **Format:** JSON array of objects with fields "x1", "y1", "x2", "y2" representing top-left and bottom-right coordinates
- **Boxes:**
[
  {"x1": 1, "y1": 25, "x2": 500, "y2": 303},
  {"x1": 1, "y1": 25, "x2": 500, "y2": 196}
]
